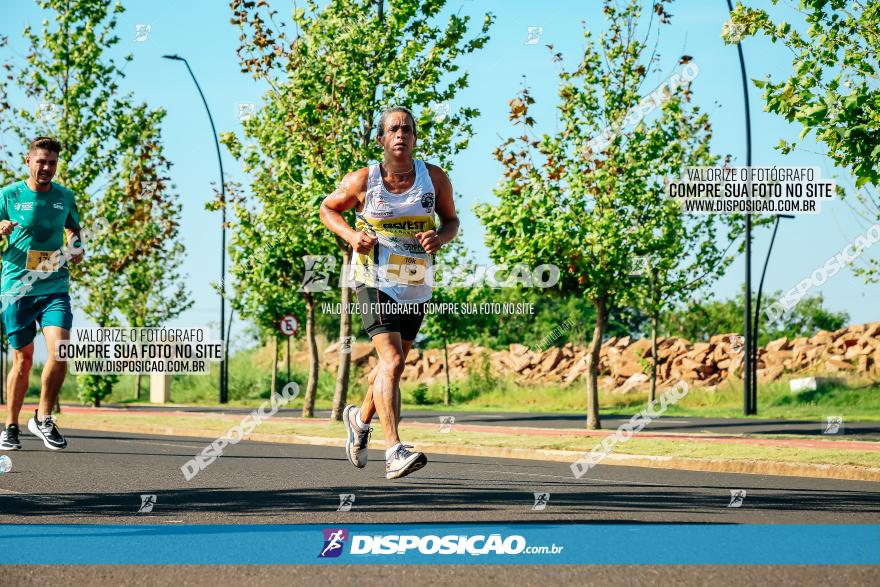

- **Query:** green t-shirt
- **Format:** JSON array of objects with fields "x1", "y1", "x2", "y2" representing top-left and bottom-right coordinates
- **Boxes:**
[{"x1": 0, "y1": 180, "x2": 82, "y2": 297}]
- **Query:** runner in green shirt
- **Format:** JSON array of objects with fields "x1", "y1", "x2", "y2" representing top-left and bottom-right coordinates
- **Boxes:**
[{"x1": 0, "y1": 137, "x2": 83, "y2": 451}]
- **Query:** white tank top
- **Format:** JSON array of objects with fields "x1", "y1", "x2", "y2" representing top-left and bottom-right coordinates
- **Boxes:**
[{"x1": 349, "y1": 159, "x2": 436, "y2": 303}]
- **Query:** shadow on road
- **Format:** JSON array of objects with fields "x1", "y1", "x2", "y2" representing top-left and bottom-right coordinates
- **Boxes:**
[{"x1": 2, "y1": 483, "x2": 878, "y2": 521}]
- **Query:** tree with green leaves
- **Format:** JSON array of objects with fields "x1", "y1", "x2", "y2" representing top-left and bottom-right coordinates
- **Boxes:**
[
  {"x1": 631, "y1": 193, "x2": 739, "y2": 401},
  {"x1": 725, "y1": 0, "x2": 879, "y2": 188},
  {"x1": 209, "y1": 170, "x2": 329, "y2": 415},
  {"x1": 0, "y1": 0, "x2": 190, "y2": 406},
  {"x1": 478, "y1": 0, "x2": 725, "y2": 429},
  {"x1": 665, "y1": 289, "x2": 849, "y2": 345},
  {"x1": 424, "y1": 284, "x2": 648, "y2": 351},
  {"x1": 725, "y1": 1, "x2": 880, "y2": 283},
  {"x1": 115, "y1": 126, "x2": 192, "y2": 400},
  {"x1": 418, "y1": 235, "x2": 485, "y2": 405},
  {"x1": 228, "y1": 0, "x2": 492, "y2": 419}
]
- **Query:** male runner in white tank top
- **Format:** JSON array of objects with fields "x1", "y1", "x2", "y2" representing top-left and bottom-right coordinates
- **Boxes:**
[{"x1": 320, "y1": 106, "x2": 458, "y2": 479}]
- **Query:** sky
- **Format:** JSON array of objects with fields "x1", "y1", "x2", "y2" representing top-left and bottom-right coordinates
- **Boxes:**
[{"x1": 1, "y1": 0, "x2": 878, "y2": 362}]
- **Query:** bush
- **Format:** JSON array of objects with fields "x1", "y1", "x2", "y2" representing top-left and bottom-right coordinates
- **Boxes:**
[
  {"x1": 411, "y1": 383, "x2": 430, "y2": 405},
  {"x1": 457, "y1": 352, "x2": 496, "y2": 402},
  {"x1": 77, "y1": 374, "x2": 118, "y2": 407}
]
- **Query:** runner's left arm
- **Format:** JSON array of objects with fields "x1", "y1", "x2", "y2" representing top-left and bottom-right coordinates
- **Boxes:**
[
  {"x1": 64, "y1": 194, "x2": 84, "y2": 265},
  {"x1": 418, "y1": 165, "x2": 458, "y2": 254}
]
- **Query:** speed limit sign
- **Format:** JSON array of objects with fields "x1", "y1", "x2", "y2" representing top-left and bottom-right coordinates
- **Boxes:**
[{"x1": 279, "y1": 314, "x2": 299, "y2": 337}]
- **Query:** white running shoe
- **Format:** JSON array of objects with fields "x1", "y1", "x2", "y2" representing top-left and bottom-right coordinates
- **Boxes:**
[
  {"x1": 385, "y1": 444, "x2": 427, "y2": 480},
  {"x1": 27, "y1": 410, "x2": 68, "y2": 450},
  {"x1": 343, "y1": 404, "x2": 370, "y2": 468}
]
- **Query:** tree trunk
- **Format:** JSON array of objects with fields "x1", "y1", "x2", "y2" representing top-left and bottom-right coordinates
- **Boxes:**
[
  {"x1": 585, "y1": 297, "x2": 607, "y2": 430},
  {"x1": 303, "y1": 293, "x2": 319, "y2": 417},
  {"x1": 331, "y1": 0, "x2": 382, "y2": 418},
  {"x1": 331, "y1": 247, "x2": 353, "y2": 421},
  {"x1": 135, "y1": 372, "x2": 143, "y2": 401},
  {"x1": 270, "y1": 336, "x2": 278, "y2": 407},
  {"x1": 443, "y1": 338, "x2": 451, "y2": 406},
  {"x1": 649, "y1": 314, "x2": 658, "y2": 403}
]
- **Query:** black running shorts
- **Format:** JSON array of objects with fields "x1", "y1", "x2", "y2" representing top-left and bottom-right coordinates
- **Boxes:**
[{"x1": 354, "y1": 284, "x2": 426, "y2": 341}]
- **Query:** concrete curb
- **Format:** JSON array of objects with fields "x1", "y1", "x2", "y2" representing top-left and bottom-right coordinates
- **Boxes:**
[{"x1": 62, "y1": 419, "x2": 880, "y2": 483}]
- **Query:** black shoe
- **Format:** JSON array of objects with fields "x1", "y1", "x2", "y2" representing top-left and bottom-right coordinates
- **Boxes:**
[
  {"x1": 0, "y1": 424, "x2": 21, "y2": 450},
  {"x1": 28, "y1": 410, "x2": 68, "y2": 450}
]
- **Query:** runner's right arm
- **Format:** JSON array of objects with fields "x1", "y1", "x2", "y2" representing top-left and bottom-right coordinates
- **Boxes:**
[
  {"x1": 0, "y1": 192, "x2": 17, "y2": 235},
  {"x1": 319, "y1": 169, "x2": 377, "y2": 254}
]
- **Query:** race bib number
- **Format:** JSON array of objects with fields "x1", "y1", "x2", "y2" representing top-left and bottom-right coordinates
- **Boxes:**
[
  {"x1": 386, "y1": 253, "x2": 427, "y2": 285},
  {"x1": 26, "y1": 250, "x2": 61, "y2": 272}
]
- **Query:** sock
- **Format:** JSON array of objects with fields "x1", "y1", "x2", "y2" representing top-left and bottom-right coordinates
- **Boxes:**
[
  {"x1": 385, "y1": 442, "x2": 403, "y2": 460},
  {"x1": 356, "y1": 413, "x2": 369, "y2": 430}
]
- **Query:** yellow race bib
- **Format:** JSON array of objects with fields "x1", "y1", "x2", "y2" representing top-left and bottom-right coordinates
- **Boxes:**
[
  {"x1": 386, "y1": 253, "x2": 427, "y2": 285},
  {"x1": 26, "y1": 250, "x2": 61, "y2": 272}
]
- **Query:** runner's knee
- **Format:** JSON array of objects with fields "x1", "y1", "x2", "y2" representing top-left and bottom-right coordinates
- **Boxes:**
[
  {"x1": 380, "y1": 354, "x2": 404, "y2": 378},
  {"x1": 12, "y1": 349, "x2": 33, "y2": 371},
  {"x1": 46, "y1": 358, "x2": 67, "y2": 372}
]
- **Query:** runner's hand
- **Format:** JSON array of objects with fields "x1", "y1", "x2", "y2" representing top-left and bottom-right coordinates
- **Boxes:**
[
  {"x1": 67, "y1": 236, "x2": 84, "y2": 265},
  {"x1": 415, "y1": 230, "x2": 442, "y2": 254},
  {"x1": 0, "y1": 220, "x2": 18, "y2": 235},
  {"x1": 350, "y1": 231, "x2": 378, "y2": 254}
]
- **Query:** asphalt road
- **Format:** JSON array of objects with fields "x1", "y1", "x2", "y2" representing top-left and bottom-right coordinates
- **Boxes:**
[
  {"x1": 1, "y1": 429, "x2": 877, "y2": 584},
  {"x1": 94, "y1": 404, "x2": 880, "y2": 438},
  {"x1": 1, "y1": 428, "x2": 878, "y2": 525}
]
